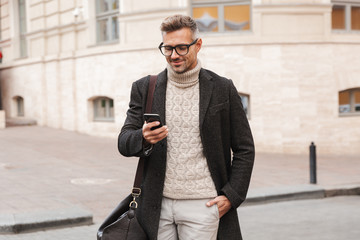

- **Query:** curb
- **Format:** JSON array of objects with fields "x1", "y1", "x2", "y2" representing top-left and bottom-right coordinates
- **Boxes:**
[
  {"x1": 0, "y1": 207, "x2": 93, "y2": 234},
  {"x1": 324, "y1": 185, "x2": 360, "y2": 197},
  {"x1": 244, "y1": 184, "x2": 360, "y2": 206}
]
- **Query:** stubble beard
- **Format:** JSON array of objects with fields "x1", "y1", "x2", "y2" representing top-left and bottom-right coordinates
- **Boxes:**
[{"x1": 169, "y1": 58, "x2": 188, "y2": 74}]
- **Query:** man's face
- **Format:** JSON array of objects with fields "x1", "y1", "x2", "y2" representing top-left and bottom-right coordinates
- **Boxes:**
[{"x1": 162, "y1": 28, "x2": 202, "y2": 74}]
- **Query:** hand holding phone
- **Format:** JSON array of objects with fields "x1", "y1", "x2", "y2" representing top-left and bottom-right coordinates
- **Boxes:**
[
  {"x1": 143, "y1": 113, "x2": 168, "y2": 145},
  {"x1": 144, "y1": 113, "x2": 163, "y2": 130}
]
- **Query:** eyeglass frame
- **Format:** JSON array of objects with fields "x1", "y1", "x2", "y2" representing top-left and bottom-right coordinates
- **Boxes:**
[{"x1": 158, "y1": 38, "x2": 199, "y2": 57}]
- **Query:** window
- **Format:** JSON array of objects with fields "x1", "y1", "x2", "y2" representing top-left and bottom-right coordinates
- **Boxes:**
[
  {"x1": 352, "y1": 6, "x2": 360, "y2": 30},
  {"x1": 192, "y1": 0, "x2": 251, "y2": 33},
  {"x1": 96, "y1": 0, "x2": 119, "y2": 43},
  {"x1": 332, "y1": 5, "x2": 346, "y2": 29},
  {"x1": 339, "y1": 88, "x2": 360, "y2": 115},
  {"x1": 18, "y1": 0, "x2": 27, "y2": 57},
  {"x1": 332, "y1": 1, "x2": 360, "y2": 32},
  {"x1": 14, "y1": 96, "x2": 24, "y2": 117},
  {"x1": 239, "y1": 92, "x2": 250, "y2": 118},
  {"x1": 93, "y1": 97, "x2": 114, "y2": 121}
]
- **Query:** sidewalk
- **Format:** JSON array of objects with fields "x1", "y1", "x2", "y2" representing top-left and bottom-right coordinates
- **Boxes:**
[{"x1": 1, "y1": 126, "x2": 359, "y2": 233}]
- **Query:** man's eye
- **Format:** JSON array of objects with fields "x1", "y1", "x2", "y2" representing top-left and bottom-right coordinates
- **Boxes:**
[
  {"x1": 177, "y1": 46, "x2": 187, "y2": 51},
  {"x1": 164, "y1": 47, "x2": 173, "y2": 51}
]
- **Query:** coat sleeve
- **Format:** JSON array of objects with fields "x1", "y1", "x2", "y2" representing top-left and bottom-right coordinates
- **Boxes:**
[
  {"x1": 118, "y1": 79, "x2": 153, "y2": 157},
  {"x1": 220, "y1": 80, "x2": 255, "y2": 208}
]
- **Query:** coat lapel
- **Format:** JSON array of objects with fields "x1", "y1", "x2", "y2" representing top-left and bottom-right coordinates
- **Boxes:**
[
  {"x1": 151, "y1": 69, "x2": 168, "y2": 125},
  {"x1": 199, "y1": 69, "x2": 214, "y2": 130}
]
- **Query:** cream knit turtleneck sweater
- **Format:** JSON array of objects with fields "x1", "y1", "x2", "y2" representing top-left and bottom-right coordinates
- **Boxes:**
[{"x1": 163, "y1": 61, "x2": 217, "y2": 199}]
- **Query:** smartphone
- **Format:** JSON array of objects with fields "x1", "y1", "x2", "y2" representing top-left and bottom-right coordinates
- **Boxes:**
[{"x1": 144, "y1": 113, "x2": 163, "y2": 130}]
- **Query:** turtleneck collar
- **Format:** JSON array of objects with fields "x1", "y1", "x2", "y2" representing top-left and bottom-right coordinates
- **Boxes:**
[{"x1": 167, "y1": 60, "x2": 201, "y2": 88}]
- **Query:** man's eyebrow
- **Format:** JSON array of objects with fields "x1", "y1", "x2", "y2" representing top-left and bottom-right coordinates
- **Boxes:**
[{"x1": 163, "y1": 43, "x2": 188, "y2": 46}]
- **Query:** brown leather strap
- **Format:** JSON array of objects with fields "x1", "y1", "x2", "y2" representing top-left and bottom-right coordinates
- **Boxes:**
[
  {"x1": 145, "y1": 75, "x2": 157, "y2": 114},
  {"x1": 132, "y1": 75, "x2": 157, "y2": 195}
]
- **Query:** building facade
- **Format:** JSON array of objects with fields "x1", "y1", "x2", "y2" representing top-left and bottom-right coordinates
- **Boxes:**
[{"x1": 0, "y1": 0, "x2": 359, "y2": 154}]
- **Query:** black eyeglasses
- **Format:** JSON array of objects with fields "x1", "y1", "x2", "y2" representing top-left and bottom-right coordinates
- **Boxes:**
[{"x1": 158, "y1": 38, "x2": 198, "y2": 57}]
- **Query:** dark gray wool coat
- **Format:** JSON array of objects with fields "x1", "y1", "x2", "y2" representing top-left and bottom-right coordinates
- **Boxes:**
[{"x1": 118, "y1": 68, "x2": 255, "y2": 240}]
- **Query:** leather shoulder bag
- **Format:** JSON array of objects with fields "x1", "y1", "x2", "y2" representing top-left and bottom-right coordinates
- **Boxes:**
[{"x1": 97, "y1": 75, "x2": 157, "y2": 240}]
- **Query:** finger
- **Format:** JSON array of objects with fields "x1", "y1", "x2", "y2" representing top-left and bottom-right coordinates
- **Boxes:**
[
  {"x1": 144, "y1": 121, "x2": 161, "y2": 131},
  {"x1": 207, "y1": 195, "x2": 225, "y2": 206},
  {"x1": 156, "y1": 128, "x2": 169, "y2": 139},
  {"x1": 217, "y1": 198, "x2": 227, "y2": 208},
  {"x1": 206, "y1": 199, "x2": 217, "y2": 207},
  {"x1": 142, "y1": 122, "x2": 151, "y2": 135},
  {"x1": 143, "y1": 124, "x2": 164, "y2": 137},
  {"x1": 147, "y1": 131, "x2": 168, "y2": 144},
  {"x1": 144, "y1": 126, "x2": 168, "y2": 144},
  {"x1": 146, "y1": 126, "x2": 168, "y2": 139},
  {"x1": 150, "y1": 125, "x2": 167, "y2": 134},
  {"x1": 217, "y1": 202, "x2": 224, "y2": 210}
]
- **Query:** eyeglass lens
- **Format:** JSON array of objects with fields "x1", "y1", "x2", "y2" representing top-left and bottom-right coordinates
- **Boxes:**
[{"x1": 161, "y1": 45, "x2": 188, "y2": 56}]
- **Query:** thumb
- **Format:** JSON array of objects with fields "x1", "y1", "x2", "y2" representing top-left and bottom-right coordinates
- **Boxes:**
[{"x1": 206, "y1": 199, "x2": 217, "y2": 207}]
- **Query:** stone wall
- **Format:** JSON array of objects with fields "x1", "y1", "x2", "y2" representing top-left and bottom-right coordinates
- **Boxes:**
[{"x1": 1, "y1": 0, "x2": 360, "y2": 154}]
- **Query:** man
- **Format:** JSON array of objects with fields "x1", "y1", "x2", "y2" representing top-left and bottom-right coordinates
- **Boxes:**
[{"x1": 119, "y1": 15, "x2": 255, "y2": 240}]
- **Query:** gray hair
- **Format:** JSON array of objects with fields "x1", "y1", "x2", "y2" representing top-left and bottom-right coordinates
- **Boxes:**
[{"x1": 160, "y1": 15, "x2": 199, "y2": 39}]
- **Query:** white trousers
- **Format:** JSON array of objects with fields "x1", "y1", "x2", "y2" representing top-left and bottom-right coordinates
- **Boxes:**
[{"x1": 157, "y1": 197, "x2": 220, "y2": 240}]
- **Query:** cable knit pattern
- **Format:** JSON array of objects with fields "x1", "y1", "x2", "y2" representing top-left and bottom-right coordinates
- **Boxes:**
[{"x1": 163, "y1": 61, "x2": 217, "y2": 199}]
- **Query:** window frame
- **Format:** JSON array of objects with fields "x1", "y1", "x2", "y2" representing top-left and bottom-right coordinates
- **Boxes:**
[
  {"x1": 191, "y1": 0, "x2": 252, "y2": 34},
  {"x1": 332, "y1": 1, "x2": 360, "y2": 33},
  {"x1": 18, "y1": 0, "x2": 28, "y2": 58},
  {"x1": 338, "y1": 88, "x2": 360, "y2": 117},
  {"x1": 95, "y1": 0, "x2": 119, "y2": 44},
  {"x1": 13, "y1": 96, "x2": 24, "y2": 117},
  {"x1": 93, "y1": 97, "x2": 115, "y2": 122}
]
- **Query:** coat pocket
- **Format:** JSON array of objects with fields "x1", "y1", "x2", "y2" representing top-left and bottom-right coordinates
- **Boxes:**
[{"x1": 208, "y1": 101, "x2": 229, "y2": 115}]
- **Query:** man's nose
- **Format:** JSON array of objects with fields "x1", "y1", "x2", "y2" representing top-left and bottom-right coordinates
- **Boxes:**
[{"x1": 170, "y1": 49, "x2": 180, "y2": 58}]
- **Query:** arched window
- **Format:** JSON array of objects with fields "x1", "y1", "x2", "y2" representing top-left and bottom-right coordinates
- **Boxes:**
[
  {"x1": 14, "y1": 96, "x2": 24, "y2": 117},
  {"x1": 93, "y1": 97, "x2": 114, "y2": 121},
  {"x1": 339, "y1": 88, "x2": 360, "y2": 115}
]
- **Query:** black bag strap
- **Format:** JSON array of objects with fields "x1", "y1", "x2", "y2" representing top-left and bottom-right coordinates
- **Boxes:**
[{"x1": 131, "y1": 75, "x2": 157, "y2": 205}]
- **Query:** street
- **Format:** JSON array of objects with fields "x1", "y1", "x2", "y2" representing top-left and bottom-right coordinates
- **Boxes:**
[{"x1": 1, "y1": 196, "x2": 359, "y2": 240}]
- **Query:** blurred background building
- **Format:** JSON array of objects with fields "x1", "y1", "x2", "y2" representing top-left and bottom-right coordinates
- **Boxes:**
[{"x1": 0, "y1": 0, "x2": 359, "y2": 155}]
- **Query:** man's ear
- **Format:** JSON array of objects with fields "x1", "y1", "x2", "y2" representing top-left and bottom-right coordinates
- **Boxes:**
[{"x1": 196, "y1": 38, "x2": 202, "y2": 52}]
